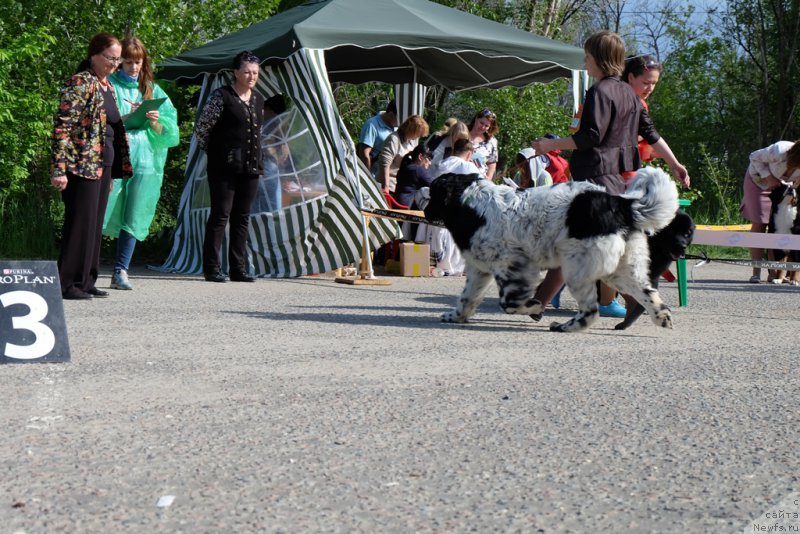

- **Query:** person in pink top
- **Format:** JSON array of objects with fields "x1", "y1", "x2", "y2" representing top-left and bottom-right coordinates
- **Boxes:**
[{"x1": 740, "y1": 140, "x2": 800, "y2": 283}]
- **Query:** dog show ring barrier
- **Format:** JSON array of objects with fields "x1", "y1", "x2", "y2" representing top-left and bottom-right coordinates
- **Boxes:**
[
  {"x1": 334, "y1": 208, "x2": 428, "y2": 285},
  {"x1": 680, "y1": 195, "x2": 800, "y2": 305}
]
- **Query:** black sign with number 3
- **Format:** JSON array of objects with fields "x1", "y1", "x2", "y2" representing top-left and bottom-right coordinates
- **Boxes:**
[{"x1": 0, "y1": 261, "x2": 71, "y2": 363}]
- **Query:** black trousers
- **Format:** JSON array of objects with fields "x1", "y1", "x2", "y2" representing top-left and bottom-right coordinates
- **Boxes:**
[
  {"x1": 58, "y1": 168, "x2": 112, "y2": 295},
  {"x1": 203, "y1": 173, "x2": 259, "y2": 274}
]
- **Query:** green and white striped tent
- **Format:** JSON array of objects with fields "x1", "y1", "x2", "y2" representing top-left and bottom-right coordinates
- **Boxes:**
[{"x1": 155, "y1": 0, "x2": 585, "y2": 277}]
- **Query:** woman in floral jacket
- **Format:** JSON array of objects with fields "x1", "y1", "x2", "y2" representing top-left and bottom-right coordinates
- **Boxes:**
[{"x1": 51, "y1": 32, "x2": 132, "y2": 299}]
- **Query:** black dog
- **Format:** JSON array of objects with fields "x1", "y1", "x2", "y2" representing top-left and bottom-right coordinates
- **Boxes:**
[{"x1": 615, "y1": 211, "x2": 695, "y2": 330}]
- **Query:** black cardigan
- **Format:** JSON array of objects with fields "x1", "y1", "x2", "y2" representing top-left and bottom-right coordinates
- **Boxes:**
[{"x1": 203, "y1": 85, "x2": 265, "y2": 177}]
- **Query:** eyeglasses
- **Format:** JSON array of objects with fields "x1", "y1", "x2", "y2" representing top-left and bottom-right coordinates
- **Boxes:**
[
  {"x1": 478, "y1": 108, "x2": 496, "y2": 119},
  {"x1": 102, "y1": 53, "x2": 122, "y2": 64}
]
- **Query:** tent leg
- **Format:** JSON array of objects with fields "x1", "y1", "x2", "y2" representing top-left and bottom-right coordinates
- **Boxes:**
[{"x1": 335, "y1": 214, "x2": 391, "y2": 285}]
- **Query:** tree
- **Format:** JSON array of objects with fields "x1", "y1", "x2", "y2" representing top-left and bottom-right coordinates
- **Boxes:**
[{"x1": 721, "y1": 0, "x2": 800, "y2": 143}]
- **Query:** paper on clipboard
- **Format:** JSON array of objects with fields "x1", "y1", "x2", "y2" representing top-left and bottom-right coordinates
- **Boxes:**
[{"x1": 122, "y1": 97, "x2": 167, "y2": 130}]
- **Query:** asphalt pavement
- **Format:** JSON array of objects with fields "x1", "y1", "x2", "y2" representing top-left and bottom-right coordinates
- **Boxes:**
[{"x1": 1, "y1": 262, "x2": 798, "y2": 533}]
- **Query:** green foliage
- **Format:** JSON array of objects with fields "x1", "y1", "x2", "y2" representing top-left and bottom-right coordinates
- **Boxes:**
[
  {"x1": 0, "y1": 27, "x2": 57, "y2": 196},
  {"x1": 431, "y1": 83, "x2": 573, "y2": 179},
  {"x1": 333, "y1": 82, "x2": 396, "y2": 141},
  {"x1": 0, "y1": 0, "x2": 280, "y2": 259},
  {"x1": 647, "y1": 33, "x2": 752, "y2": 222},
  {"x1": 722, "y1": 0, "x2": 800, "y2": 143},
  {"x1": 690, "y1": 145, "x2": 743, "y2": 225},
  {"x1": 430, "y1": 0, "x2": 512, "y2": 23},
  {"x1": 0, "y1": 181, "x2": 61, "y2": 259}
]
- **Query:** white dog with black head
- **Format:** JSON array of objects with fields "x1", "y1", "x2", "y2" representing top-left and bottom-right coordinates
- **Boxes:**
[{"x1": 423, "y1": 166, "x2": 679, "y2": 332}]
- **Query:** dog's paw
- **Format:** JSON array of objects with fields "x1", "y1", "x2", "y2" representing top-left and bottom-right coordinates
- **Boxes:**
[
  {"x1": 550, "y1": 314, "x2": 592, "y2": 333},
  {"x1": 501, "y1": 298, "x2": 543, "y2": 316},
  {"x1": 530, "y1": 312, "x2": 543, "y2": 323},
  {"x1": 441, "y1": 310, "x2": 468, "y2": 323},
  {"x1": 614, "y1": 320, "x2": 631, "y2": 330},
  {"x1": 549, "y1": 320, "x2": 577, "y2": 332},
  {"x1": 652, "y1": 309, "x2": 673, "y2": 329}
]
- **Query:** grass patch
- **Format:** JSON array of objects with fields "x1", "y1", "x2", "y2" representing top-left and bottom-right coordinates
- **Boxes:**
[{"x1": 0, "y1": 187, "x2": 61, "y2": 260}]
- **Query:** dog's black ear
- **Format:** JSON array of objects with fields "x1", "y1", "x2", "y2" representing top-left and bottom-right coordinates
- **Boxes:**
[
  {"x1": 425, "y1": 173, "x2": 483, "y2": 223},
  {"x1": 424, "y1": 174, "x2": 451, "y2": 223}
]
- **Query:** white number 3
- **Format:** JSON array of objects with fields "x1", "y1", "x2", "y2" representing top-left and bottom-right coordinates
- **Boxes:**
[{"x1": 1, "y1": 290, "x2": 56, "y2": 360}]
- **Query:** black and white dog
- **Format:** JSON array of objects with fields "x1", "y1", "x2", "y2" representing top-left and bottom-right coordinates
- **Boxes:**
[
  {"x1": 767, "y1": 184, "x2": 800, "y2": 285},
  {"x1": 615, "y1": 210, "x2": 695, "y2": 330},
  {"x1": 424, "y1": 167, "x2": 679, "y2": 332}
]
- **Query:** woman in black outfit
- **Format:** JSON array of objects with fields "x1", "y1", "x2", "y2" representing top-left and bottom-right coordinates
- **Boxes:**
[{"x1": 195, "y1": 51, "x2": 264, "y2": 282}]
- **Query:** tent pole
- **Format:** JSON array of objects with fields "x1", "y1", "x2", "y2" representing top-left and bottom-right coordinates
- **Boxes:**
[
  {"x1": 335, "y1": 134, "x2": 391, "y2": 286},
  {"x1": 354, "y1": 151, "x2": 375, "y2": 280}
]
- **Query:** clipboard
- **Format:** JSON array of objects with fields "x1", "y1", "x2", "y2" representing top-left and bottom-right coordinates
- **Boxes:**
[{"x1": 122, "y1": 97, "x2": 167, "y2": 130}]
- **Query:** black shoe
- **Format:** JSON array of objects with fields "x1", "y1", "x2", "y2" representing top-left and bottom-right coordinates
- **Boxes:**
[
  {"x1": 231, "y1": 271, "x2": 256, "y2": 282},
  {"x1": 229, "y1": 271, "x2": 255, "y2": 282},
  {"x1": 63, "y1": 288, "x2": 92, "y2": 300},
  {"x1": 86, "y1": 287, "x2": 109, "y2": 298},
  {"x1": 204, "y1": 271, "x2": 227, "y2": 283}
]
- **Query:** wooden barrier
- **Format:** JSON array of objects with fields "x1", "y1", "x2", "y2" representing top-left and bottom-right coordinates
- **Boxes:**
[
  {"x1": 680, "y1": 226, "x2": 800, "y2": 303},
  {"x1": 692, "y1": 229, "x2": 800, "y2": 249},
  {"x1": 335, "y1": 208, "x2": 427, "y2": 285}
]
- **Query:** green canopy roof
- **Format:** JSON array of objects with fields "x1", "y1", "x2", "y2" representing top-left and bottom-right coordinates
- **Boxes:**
[{"x1": 157, "y1": 0, "x2": 585, "y2": 90}]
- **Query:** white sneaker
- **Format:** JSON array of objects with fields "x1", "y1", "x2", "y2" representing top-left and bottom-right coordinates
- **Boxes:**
[{"x1": 111, "y1": 269, "x2": 134, "y2": 290}]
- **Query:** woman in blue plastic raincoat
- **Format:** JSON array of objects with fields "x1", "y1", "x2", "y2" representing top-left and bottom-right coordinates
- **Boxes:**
[{"x1": 103, "y1": 37, "x2": 179, "y2": 290}]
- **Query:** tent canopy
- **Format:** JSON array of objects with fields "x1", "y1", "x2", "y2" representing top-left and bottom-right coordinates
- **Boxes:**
[{"x1": 157, "y1": 0, "x2": 585, "y2": 90}]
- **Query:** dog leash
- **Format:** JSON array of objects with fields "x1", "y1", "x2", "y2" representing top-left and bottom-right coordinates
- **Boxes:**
[
  {"x1": 684, "y1": 252, "x2": 800, "y2": 271},
  {"x1": 362, "y1": 208, "x2": 446, "y2": 227}
]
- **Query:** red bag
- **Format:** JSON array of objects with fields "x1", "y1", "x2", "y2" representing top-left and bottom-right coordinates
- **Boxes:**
[{"x1": 545, "y1": 152, "x2": 570, "y2": 184}]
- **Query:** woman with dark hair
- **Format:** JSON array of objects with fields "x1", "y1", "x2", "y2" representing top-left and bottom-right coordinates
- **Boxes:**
[
  {"x1": 467, "y1": 109, "x2": 499, "y2": 180},
  {"x1": 51, "y1": 32, "x2": 132, "y2": 299},
  {"x1": 376, "y1": 114, "x2": 429, "y2": 194},
  {"x1": 620, "y1": 54, "x2": 690, "y2": 188},
  {"x1": 195, "y1": 51, "x2": 265, "y2": 283},
  {"x1": 393, "y1": 145, "x2": 434, "y2": 207},
  {"x1": 103, "y1": 37, "x2": 179, "y2": 290}
]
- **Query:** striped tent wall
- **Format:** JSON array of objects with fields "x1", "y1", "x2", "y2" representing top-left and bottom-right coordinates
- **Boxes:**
[
  {"x1": 155, "y1": 77, "x2": 215, "y2": 275},
  {"x1": 394, "y1": 83, "x2": 428, "y2": 123},
  {"x1": 155, "y1": 48, "x2": 400, "y2": 277}
]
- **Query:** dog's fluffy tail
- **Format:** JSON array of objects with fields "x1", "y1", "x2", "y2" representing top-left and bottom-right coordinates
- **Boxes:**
[{"x1": 623, "y1": 167, "x2": 679, "y2": 234}]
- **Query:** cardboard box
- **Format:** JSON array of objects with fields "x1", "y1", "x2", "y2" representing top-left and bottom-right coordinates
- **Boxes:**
[{"x1": 399, "y1": 243, "x2": 430, "y2": 277}]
